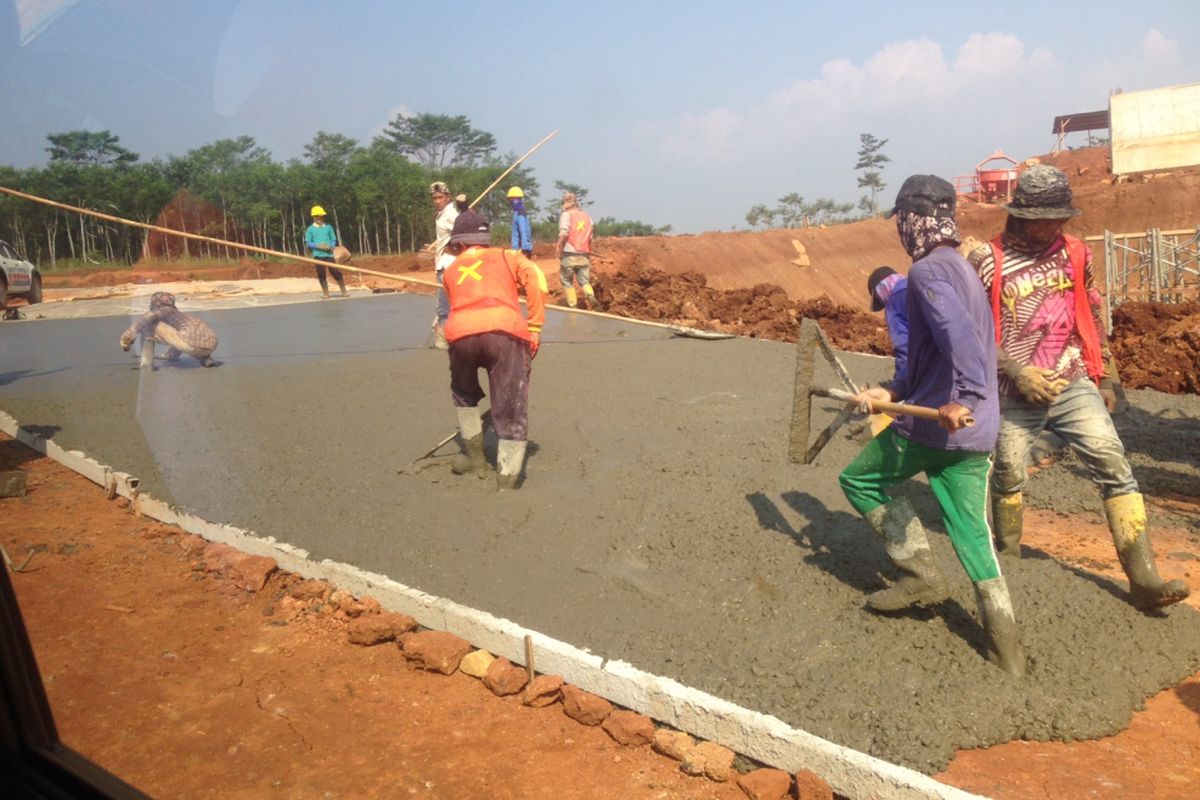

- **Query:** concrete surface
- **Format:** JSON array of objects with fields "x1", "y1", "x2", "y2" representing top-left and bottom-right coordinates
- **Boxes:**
[{"x1": 2, "y1": 291, "x2": 1199, "y2": 773}]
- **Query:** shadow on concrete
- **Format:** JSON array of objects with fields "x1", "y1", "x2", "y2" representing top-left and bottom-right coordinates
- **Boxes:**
[
  {"x1": 0, "y1": 368, "x2": 69, "y2": 387},
  {"x1": 746, "y1": 489, "x2": 990, "y2": 660}
]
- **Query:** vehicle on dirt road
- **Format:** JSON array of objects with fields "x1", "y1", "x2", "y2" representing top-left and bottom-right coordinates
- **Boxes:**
[{"x1": 0, "y1": 239, "x2": 43, "y2": 309}]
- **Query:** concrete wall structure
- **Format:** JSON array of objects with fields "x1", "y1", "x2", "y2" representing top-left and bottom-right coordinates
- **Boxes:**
[{"x1": 1110, "y1": 82, "x2": 1200, "y2": 174}]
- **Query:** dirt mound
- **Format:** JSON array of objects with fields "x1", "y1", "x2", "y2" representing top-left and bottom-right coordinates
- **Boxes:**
[
  {"x1": 1111, "y1": 301, "x2": 1200, "y2": 393},
  {"x1": 596, "y1": 265, "x2": 890, "y2": 354}
]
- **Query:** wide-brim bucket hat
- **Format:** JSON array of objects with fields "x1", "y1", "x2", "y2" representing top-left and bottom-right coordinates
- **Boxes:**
[{"x1": 1004, "y1": 164, "x2": 1082, "y2": 219}]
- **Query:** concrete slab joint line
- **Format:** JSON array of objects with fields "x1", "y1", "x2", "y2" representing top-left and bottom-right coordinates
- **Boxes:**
[{"x1": 0, "y1": 407, "x2": 987, "y2": 800}]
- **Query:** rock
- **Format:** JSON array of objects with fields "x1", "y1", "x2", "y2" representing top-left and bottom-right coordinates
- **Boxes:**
[
  {"x1": 459, "y1": 649, "x2": 495, "y2": 678},
  {"x1": 290, "y1": 578, "x2": 330, "y2": 601},
  {"x1": 651, "y1": 729, "x2": 695, "y2": 761},
  {"x1": 601, "y1": 710, "x2": 654, "y2": 747},
  {"x1": 521, "y1": 674, "x2": 564, "y2": 707},
  {"x1": 737, "y1": 768, "x2": 792, "y2": 800},
  {"x1": 482, "y1": 657, "x2": 529, "y2": 696},
  {"x1": 201, "y1": 542, "x2": 277, "y2": 592},
  {"x1": 561, "y1": 685, "x2": 613, "y2": 726},
  {"x1": 346, "y1": 612, "x2": 416, "y2": 646},
  {"x1": 399, "y1": 630, "x2": 472, "y2": 674},
  {"x1": 794, "y1": 769, "x2": 833, "y2": 800},
  {"x1": 328, "y1": 589, "x2": 355, "y2": 611},
  {"x1": 357, "y1": 596, "x2": 382, "y2": 616},
  {"x1": 681, "y1": 741, "x2": 735, "y2": 782}
]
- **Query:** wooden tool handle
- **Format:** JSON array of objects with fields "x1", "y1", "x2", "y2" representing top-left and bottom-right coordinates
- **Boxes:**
[{"x1": 816, "y1": 387, "x2": 975, "y2": 427}]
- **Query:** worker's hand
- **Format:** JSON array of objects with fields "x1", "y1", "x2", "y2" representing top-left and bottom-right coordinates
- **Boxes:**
[
  {"x1": 318, "y1": 243, "x2": 332, "y2": 251},
  {"x1": 120, "y1": 337, "x2": 131, "y2": 352},
  {"x1": 854, "y1": 387, "x2": 893, "y2": 414},
  {"x1": 529, "y1": 331, "x2": 540, "y2": 359},
  {"x1": 938, "y1": 402, "x2": 973, "y2": 431},
  {"x1": 1098, "y1": 378, "x2": 1118, "y2": 413},
  {"x1": 1010, "y1": 365, "x2": 1066, "y2": 405}
]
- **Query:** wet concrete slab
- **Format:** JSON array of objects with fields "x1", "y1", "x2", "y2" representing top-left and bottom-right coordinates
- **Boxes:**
[{"x1": 3, "y1": 291, "x2": 1200, "y2": 773}]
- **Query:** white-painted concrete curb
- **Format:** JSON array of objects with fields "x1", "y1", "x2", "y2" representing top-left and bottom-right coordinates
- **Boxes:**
[{"x1": 1, "y1": 410, "x2": 990, "y2": 800}]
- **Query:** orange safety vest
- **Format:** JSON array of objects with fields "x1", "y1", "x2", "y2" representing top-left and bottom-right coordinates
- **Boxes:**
[
  {"x1": 564, "y1": 208, "x2": 593, "y2": 253},
  {"x1": 988, "y1": 234, "x2": 1104, "y2": 383},
  {"x1": 443, "y1": 247, "x2": 548, "y2": 344}
]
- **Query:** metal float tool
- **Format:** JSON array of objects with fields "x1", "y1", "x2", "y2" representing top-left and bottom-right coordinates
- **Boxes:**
[{"x1": 411, "y1": 409, "x2": 493, "y2": 465}]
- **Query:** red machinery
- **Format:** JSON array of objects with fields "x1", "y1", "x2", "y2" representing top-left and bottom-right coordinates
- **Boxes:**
[{"x1": 955, "y1": 150, "x2": 1020, "y2": 202}]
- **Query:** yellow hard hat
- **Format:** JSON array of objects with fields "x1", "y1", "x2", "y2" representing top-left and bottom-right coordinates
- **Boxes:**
[
  {"x1": 310, "y1": 205, "x2": 327, "y2": 217},
  {"x1": 506, "y1": 187, "x2": 524, "y2": 199}
]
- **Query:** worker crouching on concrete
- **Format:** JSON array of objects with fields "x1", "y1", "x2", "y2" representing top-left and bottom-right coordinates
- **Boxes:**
[
  {"x1": 120, "y1": 291, "x2": 220, "y2": 369},
  {"x1": 442, "y1": 210, "x2": 548, "y2": 490},
  {"x1": 840, "y1": 175, "x2": 1024, "y2": 676},
  {"x1": 969, "y1": 165, "x2": 1189, "y2": 610}
]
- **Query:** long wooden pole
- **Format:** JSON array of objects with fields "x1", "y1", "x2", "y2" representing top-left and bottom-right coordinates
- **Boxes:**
[
  {"x1": 0, "y1": 185, "x2": 438, "y2": 288},
  {"x1": 469, "y1": 130, "x2": 559, "y2": 210}
]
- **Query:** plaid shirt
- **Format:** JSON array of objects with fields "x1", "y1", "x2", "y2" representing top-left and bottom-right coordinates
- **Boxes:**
[{"x1": 121, "y1": 307, "x2": 219, "y2": 352}]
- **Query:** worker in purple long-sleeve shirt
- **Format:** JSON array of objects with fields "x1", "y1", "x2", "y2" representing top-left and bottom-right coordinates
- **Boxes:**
[{"x1": 838, "y1": 174, "x2": 1023, "y2": 676}]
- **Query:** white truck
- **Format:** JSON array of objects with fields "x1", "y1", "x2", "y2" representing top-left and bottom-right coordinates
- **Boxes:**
[{"x1": 0, "y1": 239, "x2": 43, "y2": 309}]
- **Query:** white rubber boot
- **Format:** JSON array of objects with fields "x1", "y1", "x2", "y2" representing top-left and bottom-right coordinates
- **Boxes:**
[{"x1": 496, "y1": 439, "x2": 527, "y2": 490}]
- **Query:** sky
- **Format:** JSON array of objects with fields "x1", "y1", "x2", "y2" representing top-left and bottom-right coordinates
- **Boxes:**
[{"x1": 1, "y1": 0, "x2": 1197, "y2": 234}]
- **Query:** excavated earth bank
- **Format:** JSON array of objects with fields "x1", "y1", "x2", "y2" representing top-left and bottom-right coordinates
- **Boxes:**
[{"x1": 3, "y1": 294, "x2": 1200, "y2": 774}]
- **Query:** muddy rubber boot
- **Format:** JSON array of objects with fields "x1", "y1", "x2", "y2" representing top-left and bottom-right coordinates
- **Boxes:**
[
  {"x1": 433, "y1": 322, "x2": 449, "y2": 351},
  {"x1": 993, "y1": 492, "x2": 1023, "y2": 561},
  {"x1": 973, "y1": 577, "x2": 1026, "y2": 676},
  {"x1": 200, "y1": 356, "x2": 222, "y2": 368},
  {"x1": 336, "y1": 276, "x2": 349, "y2": 297},
  {"x1": 564, "y1": 286, "x2": 578, "y2": 308},
  {"x1": 450, "y1": 407, "x2": 490, "y2": 477},
  {"x1": 1105, "y1": 493, "x2": 1190, "y2": 609},
  {"x1": 863, "y1": 497, "x2": 950, "y2": 612},
  {"x1": 583, "y1": 285, "x2": 598, "y2": 310},
  {"x1": 496, "y1": 439, "x2": 527, "y2": 490}
]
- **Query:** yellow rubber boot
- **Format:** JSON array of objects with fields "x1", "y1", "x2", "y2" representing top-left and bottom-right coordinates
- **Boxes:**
[
  {"x1": 564, "y1": 286, "x2": 577, "y2": 308},
  {"x1": 992, "y1": 493, "x2": 1023, "y2": 560},
  {"x1": 583, "y1": 285, "x2": 598, "y2": 309},
  {"x1": 1105, "y1": 493, "x2": 1190, "y2": 609}
]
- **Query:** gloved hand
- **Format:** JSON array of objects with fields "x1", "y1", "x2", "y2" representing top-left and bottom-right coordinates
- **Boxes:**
[
  {"x1": 529, "y1": 331, "x2": 540, "y2": 359},
  {"x1": 999, "y1": 349, "x2": 1065, "y2": 405},
  {"x1": 120, "y1": 337, "x2": 131, "y2": 352},
  {"x1": 1098, "y1": 378, "x2": 1118, "y2": 412}
]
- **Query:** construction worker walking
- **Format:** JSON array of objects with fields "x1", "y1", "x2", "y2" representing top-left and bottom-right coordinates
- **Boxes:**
[
  {"x1": 442, "y1": 210, "x2": 548, "y2": 490},
  {"x1": 305, "y1": 206, "x2": 347, "y2": 298},
  {"x1": 507, "y1": 186, "x2": 534, "y2": 258},
  {"x1": 968, "y1": 165, "x2": 1189, "y2": 610},
  {"x1": 842, "y1": 175, "x2": 1024, "y2": 676},
  {"x1": 555, "y1": 191, "x2": 596, "y2": 309},
  {"x1": 430, "y1": 181, "x2": 459, "y2": 350}
]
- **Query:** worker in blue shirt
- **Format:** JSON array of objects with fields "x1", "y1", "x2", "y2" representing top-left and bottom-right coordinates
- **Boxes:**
[
  {"x1": 507, "y1": 187, "x2": 533, "y2": 259},
  {"x1": 305, "y1": 205, "x2": 347, "y2": 298}
]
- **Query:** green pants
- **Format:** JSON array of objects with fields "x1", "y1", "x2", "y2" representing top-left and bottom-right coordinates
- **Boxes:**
[{"x1": 839, "y1": 428, "x2": 1000, "y2": 582}]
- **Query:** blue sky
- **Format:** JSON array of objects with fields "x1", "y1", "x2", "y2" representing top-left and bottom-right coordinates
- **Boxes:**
[{"x1": 2, "y1": 0, "x2": 1197, "y2": 233}]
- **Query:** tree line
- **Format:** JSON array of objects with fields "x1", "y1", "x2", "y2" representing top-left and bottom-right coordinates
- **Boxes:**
[{"x1": 0, "y1": 115, "x2": 668, "y2": 269}]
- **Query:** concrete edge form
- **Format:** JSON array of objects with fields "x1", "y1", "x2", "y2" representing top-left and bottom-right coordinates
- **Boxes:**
[{"x1": 0, "y1": 410, "x2": 990, "y2": 800}]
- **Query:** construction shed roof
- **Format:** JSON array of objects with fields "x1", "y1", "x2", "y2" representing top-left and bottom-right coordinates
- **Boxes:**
[{"x1": 1052, "y1": 110, "x2": 1110, "y2": 134}]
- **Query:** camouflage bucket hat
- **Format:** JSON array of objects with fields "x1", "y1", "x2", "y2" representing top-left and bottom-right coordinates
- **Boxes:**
[
  {"x1": 149, "y1": 291, "x2": 176, "y2": 310},
  {"x1": 1004, "y1": 165, "x2": 1082, "y2": 219}
]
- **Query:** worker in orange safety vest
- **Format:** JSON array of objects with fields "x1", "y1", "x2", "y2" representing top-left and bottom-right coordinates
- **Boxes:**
[{"x1": 442, "y1": 209, "x2": 549, "y2": 490}]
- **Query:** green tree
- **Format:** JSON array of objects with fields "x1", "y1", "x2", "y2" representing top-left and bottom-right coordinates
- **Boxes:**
[
  {"x1": 854, "y1": 133, "x2": 889, "y2": 215},
  {"x1": 378, "y1": 113, "x2": 497, "y2": 168},
  {"x1": 46, "y1": 130, "x2": 138, "y2": 166},
  {"x1": 745, "y1": 203, "x2": 778, "y2": 229}
]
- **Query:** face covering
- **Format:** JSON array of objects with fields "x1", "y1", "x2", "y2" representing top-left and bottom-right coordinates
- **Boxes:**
[{"x1": 896, "y1": 209, "x2": 961, "y2": 261}]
